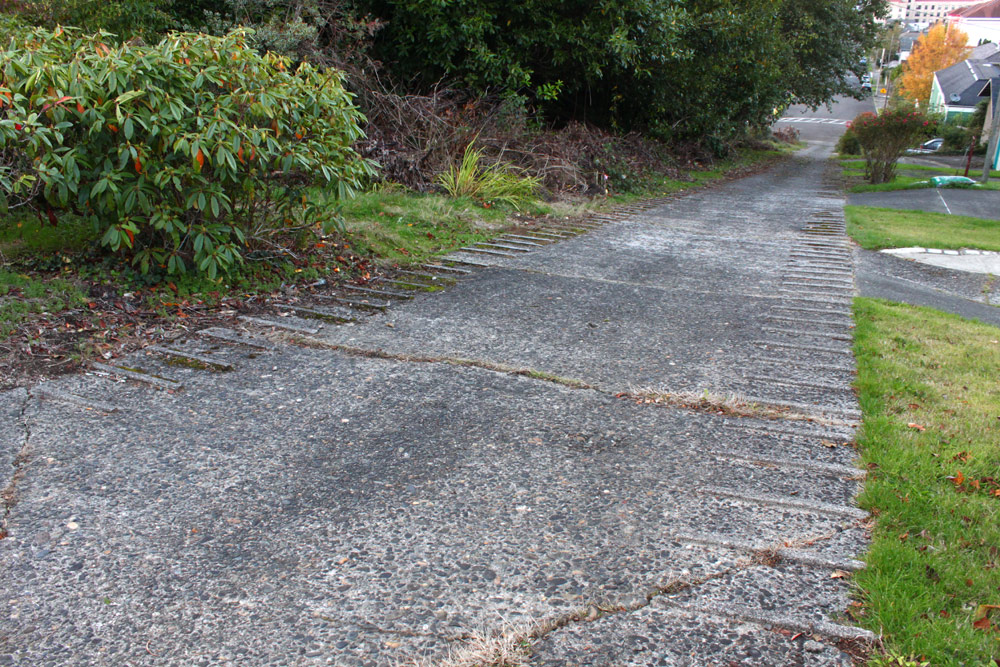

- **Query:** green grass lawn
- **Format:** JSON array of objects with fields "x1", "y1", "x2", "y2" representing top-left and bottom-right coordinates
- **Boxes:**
[
  {"x1": 849, "y1": 179, "x2": 1000, "y2": 194},
  {"x1": 845, "y1": 206, "x2": 1000, "y2": 251},
  {"x1": 841, "y1": 160, "x2": 1000, "y2": 180},
  {"x1": 0, "y1": 269, "x2": 88, "y2": 339},
  {"x1": 0, "y1": 212, "x2": 96, "y2": 260},
  {"x1": 839, "y1": 159, "x2": 1000, "y2": 193},
  {"x1": 853, "y1": 298, "x2": 1000, "y2": 664}
]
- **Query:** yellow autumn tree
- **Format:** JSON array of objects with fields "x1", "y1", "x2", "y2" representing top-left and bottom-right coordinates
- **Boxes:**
[{"x1": 899, "y1": 23, "x2": 971, "y2": 106}]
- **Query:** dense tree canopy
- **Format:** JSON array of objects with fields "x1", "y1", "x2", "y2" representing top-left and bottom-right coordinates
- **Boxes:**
[
  {"x1": 3, "y1": 0, "x2": 888, "y2": 143},
  {"x1": 360, "y1": 0, "x2": 887, "y2": 139},
  {"x1": 779, "y1": 0, "x2": 885, "y2": 107}
]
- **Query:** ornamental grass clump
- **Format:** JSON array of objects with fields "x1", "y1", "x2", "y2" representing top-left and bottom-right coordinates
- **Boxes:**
[
  {"x1": 849, "y1": 110, "x2": 936, "y2": 184},
  {"x1": 437, "y1": 142, "x2": 540, "y2": 210},
  {"x1": 0, "y1": 26, "x2": 376, "y2": 277}
]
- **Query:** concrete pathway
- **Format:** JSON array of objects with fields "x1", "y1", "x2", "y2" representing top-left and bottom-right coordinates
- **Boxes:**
[{"x1": 1, "y1": 134, "x2": 871, "y2": 662}]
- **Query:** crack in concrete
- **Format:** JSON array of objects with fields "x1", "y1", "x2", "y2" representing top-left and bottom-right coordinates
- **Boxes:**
[
  {"x1": 280, "y1": 337, "x2": 596, "y2": 391},
  {"x1": 1, "y1": 390, "x2": 32, "y2": 541},
  {"x1": 275, "y1": 335, "x2": 855, "y2": 428},
  {"x1": 468, "y1": 264, "x2": 788, "y2": 301},
  {"x1": 422, "y1": 568, "x2": 742, "y2": 667},
  {"x1": 429, "y1": 552, "x2": 862, "y2": 667},
  {"x1": 619, "y1": 387, "x2": 853, "y2": 426}
]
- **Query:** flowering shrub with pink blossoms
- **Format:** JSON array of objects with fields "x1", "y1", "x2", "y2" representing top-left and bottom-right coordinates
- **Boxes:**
[{"x1": 848, "y1": 110, "x2": 937, "y2": 184}]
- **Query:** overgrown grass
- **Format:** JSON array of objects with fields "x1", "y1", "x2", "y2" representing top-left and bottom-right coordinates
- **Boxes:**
[
  {"x1": 845, "y1": 206, "x2": 1000, "y2": 251},
  {"x1": 842, "y1": 160, "x2": 1000, "y2": 180},
  {"x1": 332, "y1": 186, "x2": 559, "y2": 265},
  {"x1": 437, "y1": 143, "x2": 541, "y2": 209},
  {"x1": 852, "y1": 298, "x2": 1000, "y2": 664},
  {"x1": 839, "y1": 159, "x2": 1000, "y2": 193},
  {"x1": 0, "y1": 269, "x2": 88, "y2": 339},
  {"x1": 607, "y1": 145, "x2": 793, "y2": 204},
  {"x1": 0, "y1": 212, "x2": 96, "y2": 259}
]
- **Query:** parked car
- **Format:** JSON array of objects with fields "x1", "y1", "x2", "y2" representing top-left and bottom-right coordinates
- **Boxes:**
[{"x1": 906, "y1": 138, "x2": 944, "y2": 154}]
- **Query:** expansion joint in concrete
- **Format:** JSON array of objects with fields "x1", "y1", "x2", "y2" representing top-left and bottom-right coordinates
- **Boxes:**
[
  {"x1": 282, "y1": 336, "x2": 595, "y2": 392},
  {"x1": 431, "y1": 567, "x2": 744, "y2": 667}
]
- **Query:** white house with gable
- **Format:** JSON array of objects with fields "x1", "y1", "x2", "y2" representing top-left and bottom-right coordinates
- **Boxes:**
[{"x1": 947, "y1": 0, "x2": 1000, "y2": 45}]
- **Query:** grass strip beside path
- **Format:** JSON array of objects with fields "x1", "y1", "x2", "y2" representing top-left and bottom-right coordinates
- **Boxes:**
[
  {"x1": 841, "y1": 159, "x2": 1000, "y2": 180},
  {"x1": 848, "y1": 179, "x2": 1000, "y2": 194},
  {"x1": 853, "y1": 298, "x2": 1000, "y2": 664},
  {"x1": 845, "y1": 206, "x2": 1000, "y2": 252}
]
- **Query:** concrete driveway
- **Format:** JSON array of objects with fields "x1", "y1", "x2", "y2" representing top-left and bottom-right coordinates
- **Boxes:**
[{"x1": 2, "y1": 112, "x2": 871, "y2": 664}]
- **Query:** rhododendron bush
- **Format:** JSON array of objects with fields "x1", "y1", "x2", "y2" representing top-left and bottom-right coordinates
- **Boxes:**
[{"x1": 0, "y1": 27, "x2": 376, "y2": 276}]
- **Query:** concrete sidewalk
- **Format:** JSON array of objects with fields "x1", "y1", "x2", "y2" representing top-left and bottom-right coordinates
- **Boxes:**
[{"x1": 0, "y1": 146, "x2": 869, "y2": 666}]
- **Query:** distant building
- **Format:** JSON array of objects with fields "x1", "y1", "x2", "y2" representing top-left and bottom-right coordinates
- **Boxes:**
[
  {"x1": 928, "y1": 43, "x2": 1000, "y2": 120},
  {"x1": 898, "y1": 31, "x2": 924, "y2": 60},
  {"x1": 887, "y1": 0, "x2": 985, "y2": 23},
  {"x1": 947, "y1": 0, "x2": 1000, "y2": 45}
]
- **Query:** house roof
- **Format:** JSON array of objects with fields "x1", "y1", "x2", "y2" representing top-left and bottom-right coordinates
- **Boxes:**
[
  {"x1": 899, "y1": 32, "x2": 922, "y2": 52},
  {"x1": 950, "y1": 0, "x2": 1000, "y2": 18},
  {"x1": 936, "y1": 57, "x2": 1000, "y2": 106},
  {"x1": 969, "y1": 42, "x2": 1000, "y2": 60}
]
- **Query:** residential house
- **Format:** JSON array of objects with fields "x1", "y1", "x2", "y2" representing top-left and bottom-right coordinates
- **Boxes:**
[
  {"x1": 947, "y1": 0, "x2": 1000, "y2": 45},
  {"x1": 928, "y1": 43, "x2": 1000, "y2": 120},
  {"x1": 898, "y1": 31, "x2": 923, "y2": 60}
]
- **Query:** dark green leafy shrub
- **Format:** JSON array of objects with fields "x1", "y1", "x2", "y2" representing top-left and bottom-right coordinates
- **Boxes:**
[
  {"x1": 0, "y1": 26, "x2": 376, "y2": 276},
  {"x1": 357, "y1": 0, "x2": 883, "y2": 143},
  {"x1": 941, "y1": 121, "x2": 972, "y2": 151},
  {"x1": 849, "y1": 110, "x2": 936, "y2": 184},
  {"x1": 836, "y1": 127, "x2": 862, "y2": 155},
  {"x1": 2, "y1": 0, "x2": 173, "y2": 41}
]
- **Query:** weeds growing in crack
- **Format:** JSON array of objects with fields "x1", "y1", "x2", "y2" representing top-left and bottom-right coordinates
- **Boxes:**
[
  {"x1": 279, "y1": 335, "x2": 594, "y2": 390},
  {"x1": 621, "y1": 386, "x2": 841, "y2": 424},
  {"x1": 751, "y1": 548, "x2": 784, "y2": 567},
  {"x1": 400, "y1": 571, "x2": 750, "y2": 666},
  {"x1": 402, "y1": 621, "x2": 537, "y2": 667}
]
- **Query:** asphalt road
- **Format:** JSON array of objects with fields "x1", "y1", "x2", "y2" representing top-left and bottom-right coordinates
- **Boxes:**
[{"x1": 848, "y1": 188, "x2": 1000, "y2": 220}]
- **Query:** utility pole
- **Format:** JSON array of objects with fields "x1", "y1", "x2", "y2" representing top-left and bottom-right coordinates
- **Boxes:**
[{"x1": 982, "y1": 101, "x2": 999, "y2": 183}]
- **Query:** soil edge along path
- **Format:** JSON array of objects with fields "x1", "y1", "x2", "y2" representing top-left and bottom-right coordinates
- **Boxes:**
[{"x1": 0, "y1": 133, "x2": 870, "y2": 662}]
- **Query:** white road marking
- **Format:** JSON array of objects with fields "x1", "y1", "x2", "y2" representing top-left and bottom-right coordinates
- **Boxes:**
[
  {"x1": 776, "y1": 117, "x2": 849, "y2": 126},
  {"x1": 936, "y1": 189, "x2": 953, "y2": 215}
]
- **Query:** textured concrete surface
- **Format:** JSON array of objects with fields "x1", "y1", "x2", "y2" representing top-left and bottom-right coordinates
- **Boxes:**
[
  {"x1": 1, "y1": 100, "x2": 873, "y2": 666},
  {"x1": 0, "y1": 388, "x2": 28, "y2": 501}
]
